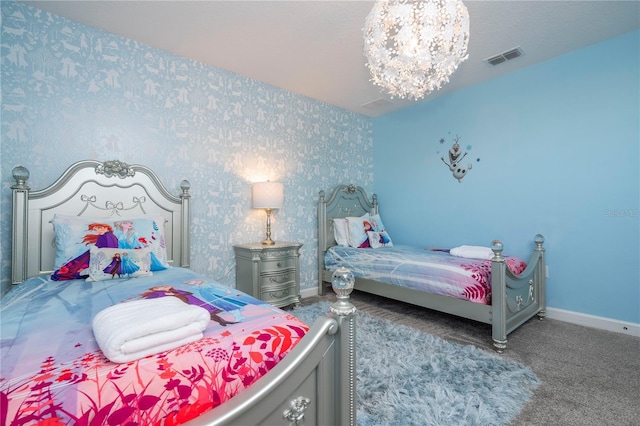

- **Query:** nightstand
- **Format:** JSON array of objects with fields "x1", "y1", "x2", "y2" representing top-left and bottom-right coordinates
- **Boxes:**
[{"x1": 233, "y1": 242, "x2": 303, "y2": 308}]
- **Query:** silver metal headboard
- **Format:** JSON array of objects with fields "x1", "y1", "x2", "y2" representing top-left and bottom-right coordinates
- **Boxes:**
[
  {"x1": 317, "y1": 184, "x2": 378, "y2": 250},
  {"x1": 11, "y1": 159, "x2": 191, "y2": 284},
  {"x1": 317, "y1": 184, "x2": 377, "y2": 286}
]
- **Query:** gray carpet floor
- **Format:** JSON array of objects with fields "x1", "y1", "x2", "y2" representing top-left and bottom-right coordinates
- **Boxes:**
[{"x1": 300, "y1": 290, "x2": 640, "y2": 426}]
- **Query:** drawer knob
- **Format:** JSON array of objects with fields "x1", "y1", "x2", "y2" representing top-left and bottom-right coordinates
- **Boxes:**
[
  {"x1": 283, "y1": 396, "x2": 311, "y2": 425},
  {"x1": 277, "y1": 262, "x2": 283, "y2": 267}
]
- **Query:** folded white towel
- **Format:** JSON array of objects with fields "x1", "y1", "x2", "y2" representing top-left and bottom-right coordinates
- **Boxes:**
[
  {"x1": 93, "y1": 297, "x2": 210, "y2": 363},
  {"x1": 450, "y1": 245, "x2": 495, "y2": 260}
]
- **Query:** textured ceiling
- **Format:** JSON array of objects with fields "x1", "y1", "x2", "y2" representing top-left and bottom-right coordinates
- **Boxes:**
[{"x1": 21, "y1": 1, "x2": 640, "y2": 117}]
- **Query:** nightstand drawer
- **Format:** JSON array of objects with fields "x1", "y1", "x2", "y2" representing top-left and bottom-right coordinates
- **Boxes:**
[
  {"x1": 260, "y1": 281, "x2": 296, "y2": 305},
  {"x1": 261, "y1": 270, "x2": 295, "y2": 287},
  {"x1": 261, "y1": 257, "x2": 296, "y2": 273}
]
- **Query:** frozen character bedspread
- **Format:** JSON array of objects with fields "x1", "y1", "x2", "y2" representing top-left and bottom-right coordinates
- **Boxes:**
[
  {"x1": 1, "y1": 267, "x2": 308, "y2": 425},
  {"x1": 324, "y1": 245, "x2": 526, "y2": 304}
]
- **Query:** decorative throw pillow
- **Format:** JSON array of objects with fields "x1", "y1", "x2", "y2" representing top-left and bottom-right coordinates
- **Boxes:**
[
  {"x1": 368, "y1": 213, "x2": 393, "y2": 240},
  {"x1": 346, "y1": 213, "x2": 372, "y2": 248},
  {"x1": 51, "y1": 214, "x2": 169, "y2": 281},
  {"x1": 86, "y1": 246, "x2": 153, "y2": 282},
  {"x1": 368, "y1": 213, "x2": 386, "y2": 233},
  {"x1": 367, "y1": 230, "x2": 394, "y2": 249},
  {"x1": 332, "y1": 218, "x2": 350, "y2": 246}
]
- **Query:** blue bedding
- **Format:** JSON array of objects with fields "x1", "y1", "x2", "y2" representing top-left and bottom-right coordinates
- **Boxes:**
[
  {"x1": 1, "y1": 267, "x2": 308, "y2": 425},
  {"x1": 325, "y1": 245, "x2": 526, "y2": 304}
]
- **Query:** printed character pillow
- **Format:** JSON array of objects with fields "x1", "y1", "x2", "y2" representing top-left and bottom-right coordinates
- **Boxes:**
[
  {"x1": 346, "y1": 214, "x2": 372, "y2": 248},
  {"x1": 86, "y1": 246, "x2": 153, "y2": 282},
  {"x1": 51, "y1": 215, "x2": 169, "y2": 280},
  {"x1": 367, "y1": 213, "x2": 393, "y2": 248},
  {"x1": 346, "y1": 213, "x2": 394, "y2": 249}
]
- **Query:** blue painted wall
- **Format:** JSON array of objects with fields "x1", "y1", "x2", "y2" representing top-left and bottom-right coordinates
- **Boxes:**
[
  {"x1": 373, "y1": 31, "x2": 639, "y2": 324},
  {"x1": 0, "y1": 2, "x2": 372, "y2": 295}
]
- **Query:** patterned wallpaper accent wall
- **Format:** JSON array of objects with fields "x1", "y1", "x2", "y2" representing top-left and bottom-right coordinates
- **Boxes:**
[{"x1": 0, "y1": 2, "x2": 373, "y2": 295}]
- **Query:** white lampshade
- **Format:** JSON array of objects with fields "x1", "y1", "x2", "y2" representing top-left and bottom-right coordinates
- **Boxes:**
[{"x1": 252, "y1": 181, "x2": 284, "y2": 209}]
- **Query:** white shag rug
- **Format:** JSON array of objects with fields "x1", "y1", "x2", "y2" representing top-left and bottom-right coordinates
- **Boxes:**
[{"x1": 292, "y1": 301, "x2": 540, "y2": 426}]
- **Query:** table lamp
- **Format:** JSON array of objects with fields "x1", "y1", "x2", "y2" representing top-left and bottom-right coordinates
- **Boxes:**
[{"x1": 252, "y1": 181, "x2": 284, "y2": 245}]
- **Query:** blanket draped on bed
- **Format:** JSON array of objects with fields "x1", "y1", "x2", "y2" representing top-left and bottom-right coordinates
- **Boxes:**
[
  {"x1": 1, "y1": 267, "x2": 308, "y2": 425},
  {"x1": 325, "y1": 245, "x2": 526, "y2": 304}
]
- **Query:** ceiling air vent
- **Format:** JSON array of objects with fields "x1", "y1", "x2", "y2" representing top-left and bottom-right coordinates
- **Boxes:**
[{"x1": 484, "y1": 47, "x2": 524, "y2": 66}]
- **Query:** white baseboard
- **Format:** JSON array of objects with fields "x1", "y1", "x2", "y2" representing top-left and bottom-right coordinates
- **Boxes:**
[
  {"x1": 544, "y1": 308, "x2": 639, "y2": 338},
  {"x1": 301, "y1": 287, "x2": 640, "y2": 338},
  {"x1": 300, "y1": 287, "x2": 319, "y2": 299}
]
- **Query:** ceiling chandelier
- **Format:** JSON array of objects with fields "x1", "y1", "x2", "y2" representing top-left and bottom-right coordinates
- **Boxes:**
[{"x1": 363, "y1": 0, "x2": 470, "y2": 100}]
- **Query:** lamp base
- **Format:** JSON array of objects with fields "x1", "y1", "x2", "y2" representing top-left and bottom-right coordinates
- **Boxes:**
[
  {"x1": 262, "y1": 208, "x2": 275, "y2": 245},
  {"x1": 262, "y1": 238, "x2": 275, "y2": 245}
]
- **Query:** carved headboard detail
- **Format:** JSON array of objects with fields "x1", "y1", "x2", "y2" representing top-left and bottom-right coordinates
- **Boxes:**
[{"x1": 11, "y1": 160, "x2": 191, "y2": 284}]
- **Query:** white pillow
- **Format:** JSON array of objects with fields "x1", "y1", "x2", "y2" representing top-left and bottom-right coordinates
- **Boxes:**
[
  {"x1": 346, "y1": 213, "x2": 371, "y2": 248},
  {"x1": 332, "y1": 218, "x2": 350, "y2": 246}
]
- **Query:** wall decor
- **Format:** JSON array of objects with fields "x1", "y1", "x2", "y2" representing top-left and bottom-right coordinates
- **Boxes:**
[{"x1": 439, "y1": 135, "x2": 474, "y2": 182}]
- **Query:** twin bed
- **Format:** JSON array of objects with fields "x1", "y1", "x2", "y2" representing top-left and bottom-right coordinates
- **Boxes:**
[
  {"x1": 3, "y1": 160, "x2": 356, "y2": 426},
  {"x1": 317, "y1": 184, "x2": 546, "y2": 352}
]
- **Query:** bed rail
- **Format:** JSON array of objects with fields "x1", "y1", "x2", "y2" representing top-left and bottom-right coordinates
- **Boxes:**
[{"x1": 195, "y1": 277, "x2": 357, "y2": 426}]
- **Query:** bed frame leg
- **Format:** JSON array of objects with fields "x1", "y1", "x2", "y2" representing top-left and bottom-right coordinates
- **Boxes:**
[
  {"x1": 491, "y1": 240, "x2": 508, "y2": 353},
  {"x1": 493, "y1": 339, "x2": 507, "y2": 353},
  {"x1": 534, "y1": 234, "x2": 547, "y2": 322},
  {"x1": 329, "y1": 267, "x2": 357, "y2": 426}
]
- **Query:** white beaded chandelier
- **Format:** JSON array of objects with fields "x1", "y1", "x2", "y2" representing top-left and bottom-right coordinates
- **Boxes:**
[{"x1": 363, "y1": 0, "x2": 470, "y2": 100}]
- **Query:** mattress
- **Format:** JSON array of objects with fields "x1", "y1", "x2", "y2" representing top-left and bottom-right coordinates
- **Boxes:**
[
  {"x1": 325, "y1": 245, "x2": 526, "y2": 304},
  {"x1": 0, "y1": 267, "x2": 308, "y2": 425}
]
